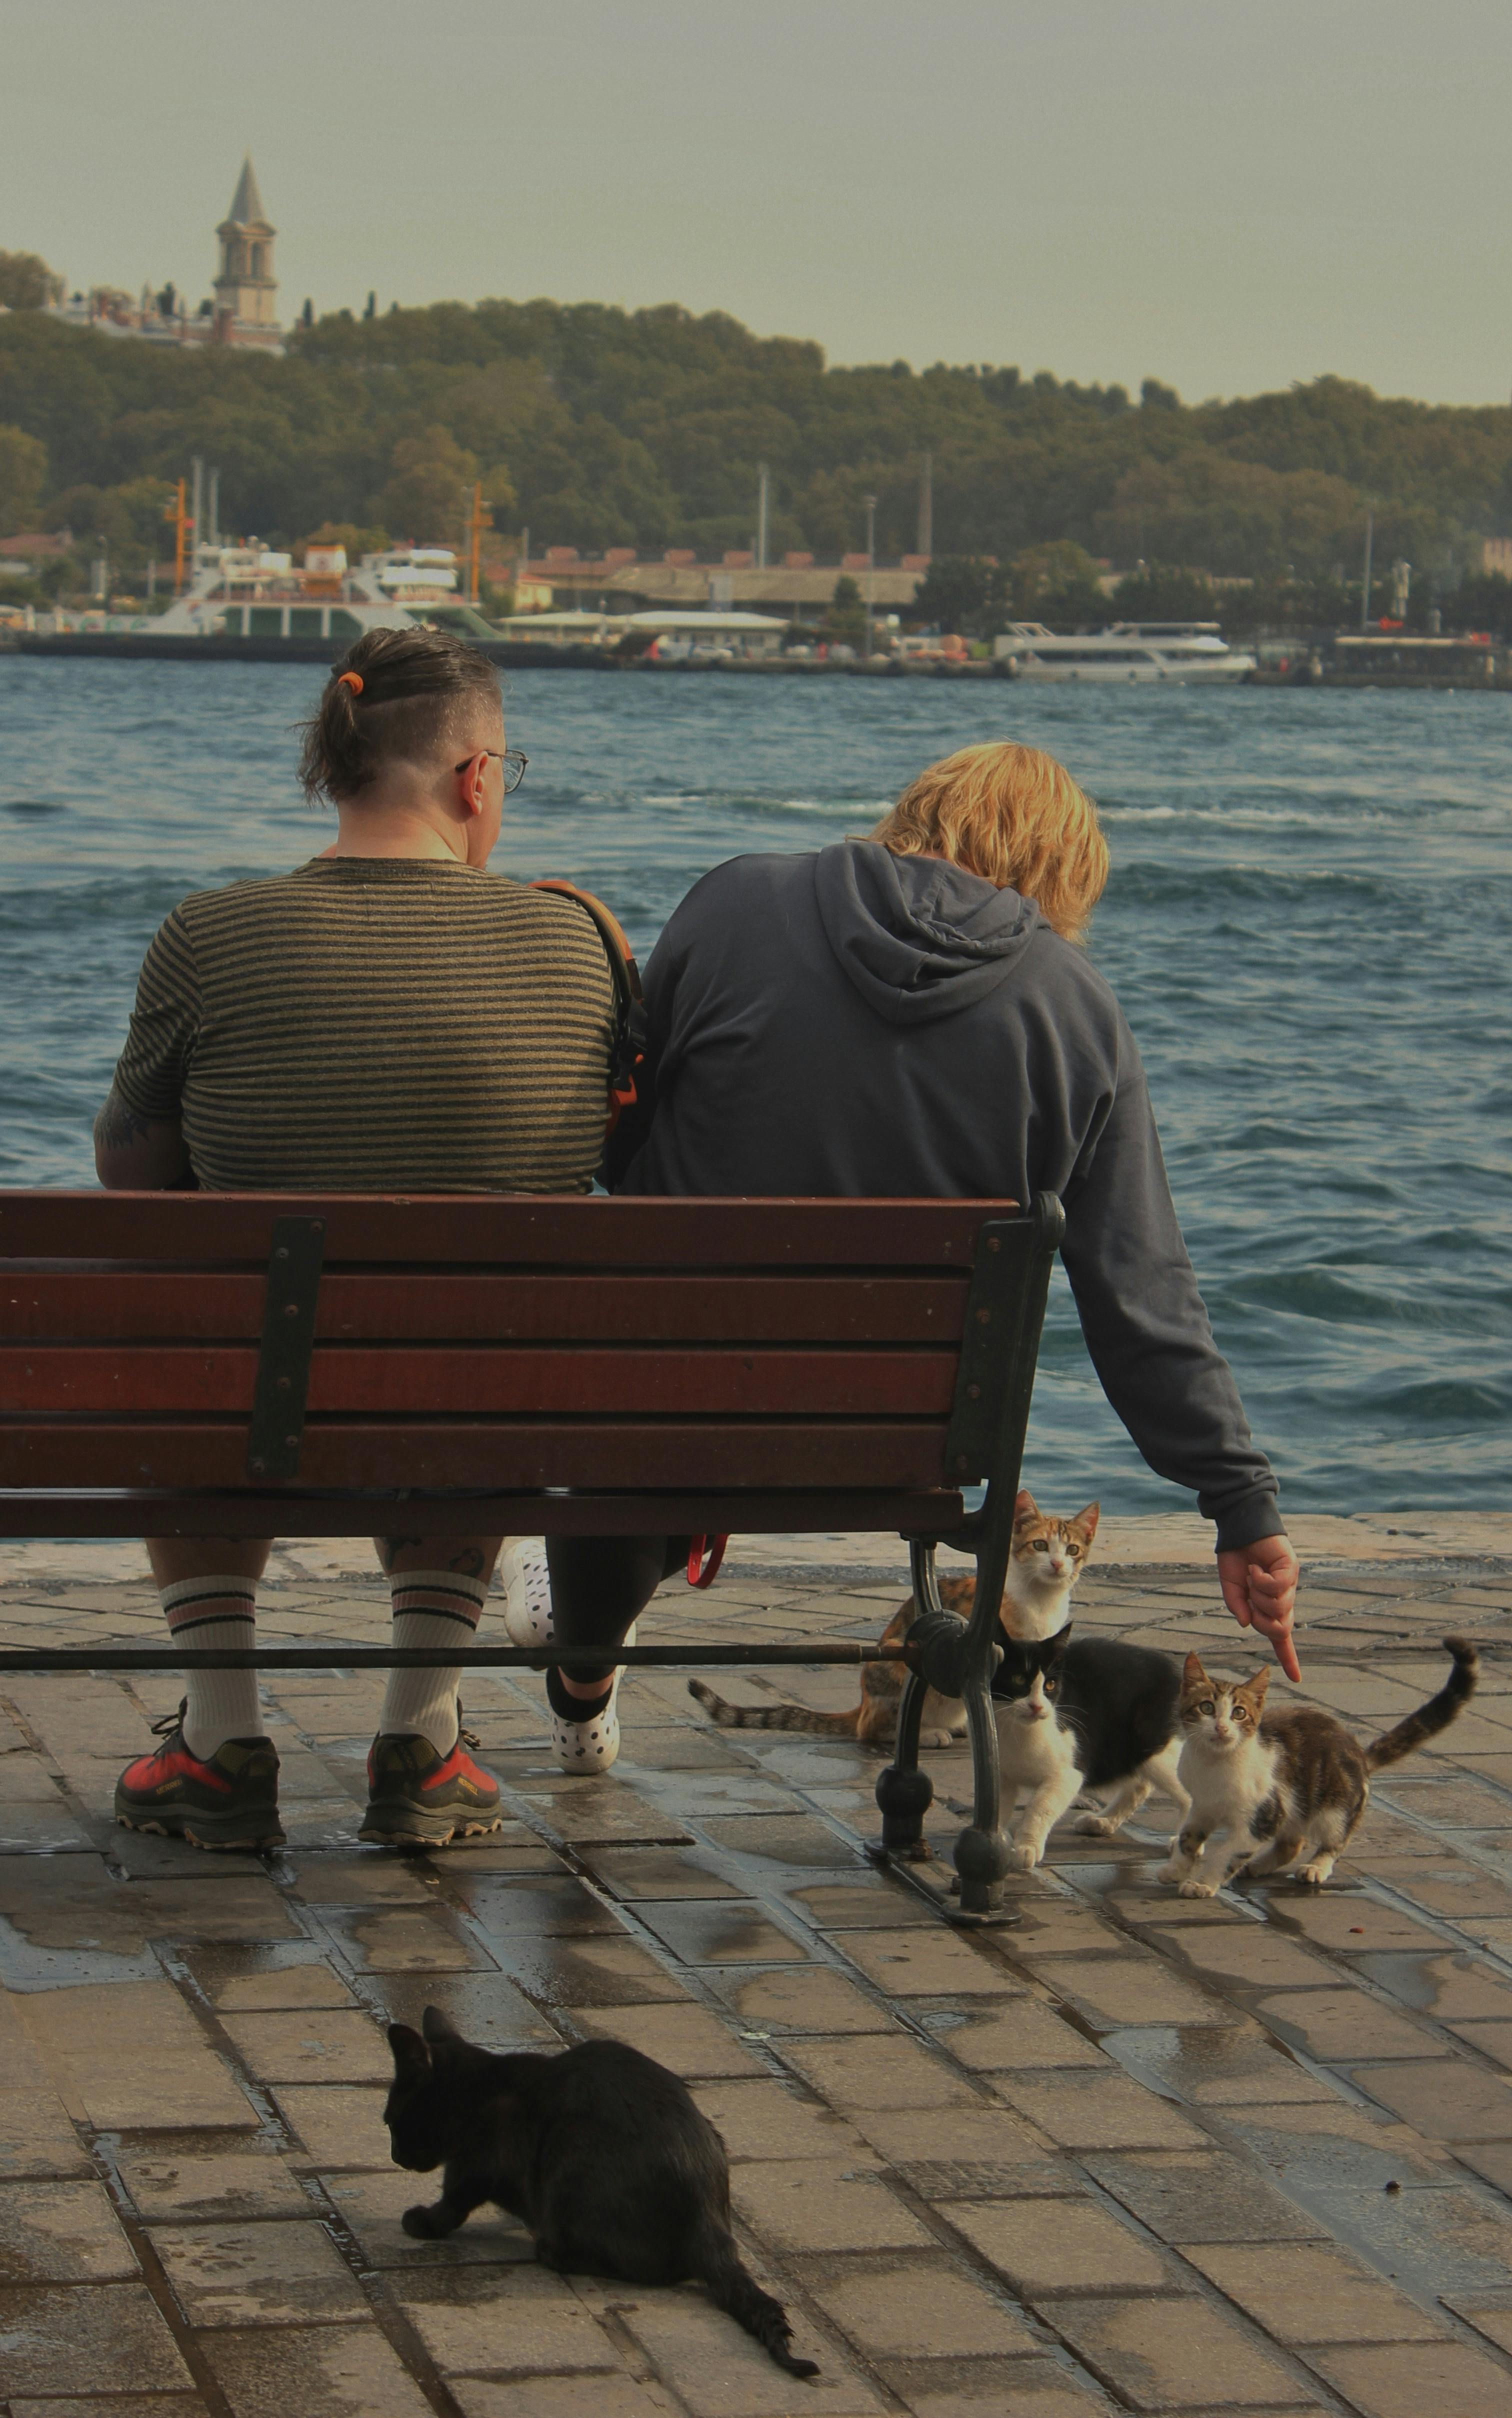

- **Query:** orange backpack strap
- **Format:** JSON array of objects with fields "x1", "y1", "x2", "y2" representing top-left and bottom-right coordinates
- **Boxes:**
[{"x1": 530, "y1": 880, "x2": 646, "y2": 1134}]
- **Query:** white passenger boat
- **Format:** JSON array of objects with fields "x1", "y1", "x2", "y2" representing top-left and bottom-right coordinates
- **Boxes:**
[{"x1": 993, "y1": 620, "x2": 1256, "y2": 682}]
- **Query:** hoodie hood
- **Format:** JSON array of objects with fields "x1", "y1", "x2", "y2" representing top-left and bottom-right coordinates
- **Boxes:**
[{"x1": 812, "y1": 839, "x2": 1040, "y2": 1026}]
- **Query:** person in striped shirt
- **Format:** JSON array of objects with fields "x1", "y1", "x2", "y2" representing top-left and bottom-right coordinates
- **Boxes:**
[{"x1": 98, "y1": 626, "x2": 617, "y2": 1851}]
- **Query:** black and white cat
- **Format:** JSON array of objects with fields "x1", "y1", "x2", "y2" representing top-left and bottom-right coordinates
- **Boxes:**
[
  {"x1": 385, "y1": 2008, "x2": 818, "y2": 2378},
  {"x1": 992, "y1": 1628, "x2": 1190, "y2": 1869}
]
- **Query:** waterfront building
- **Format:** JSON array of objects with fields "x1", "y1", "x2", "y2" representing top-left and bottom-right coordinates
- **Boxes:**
[
  {"x1": 46, "y1": 158, "x2": 282, "y2": 354},
  {"x1": 503, "y1": 550, "x2": 928, "y2": 620}
]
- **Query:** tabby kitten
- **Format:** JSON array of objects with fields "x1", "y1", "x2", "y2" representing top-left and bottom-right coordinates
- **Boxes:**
[
  {"x1": 688, "y1": 1492, "x2": 1098, "y2": 1750},
  {"x1": 386, "y1": 2008, "x2": 818, "y2": 2378},
  {"x1": 992, "y1": 1626, "x2": 1188, "y2": 1868},
  {"x1": 1160, "y1": 1634, "x2": 1478, "y2": 1896}
]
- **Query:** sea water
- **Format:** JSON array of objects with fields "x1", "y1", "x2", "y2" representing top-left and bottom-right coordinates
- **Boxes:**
[{"x1": 2, "y1": 658, "x2": 1508, "y2": 1518}]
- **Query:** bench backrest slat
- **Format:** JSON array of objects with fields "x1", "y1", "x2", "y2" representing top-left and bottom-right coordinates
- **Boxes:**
[
  {"x1": 1, "y1": 1346, "x2": 960, "y2": 1418},
  {"x1": 5, "y1": 1418, "x2": 956, "y2": 1493},
  {"x1": 4, "y1": 1272, "x2": 967, "y2": 1346},
  {"x1": 0, "y1": 1194, "x2": 990, "y2": 1266}
]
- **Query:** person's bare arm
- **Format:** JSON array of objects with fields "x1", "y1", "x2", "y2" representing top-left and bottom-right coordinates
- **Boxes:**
[
  {"x1": 1217, "y1": 1536, "x2": 1302, "y2": 1682},
  {"x1": 93, "y1": 1085, "x2": 192, "y2": 1190}
]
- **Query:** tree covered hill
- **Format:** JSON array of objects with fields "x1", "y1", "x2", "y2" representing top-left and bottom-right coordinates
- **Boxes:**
[{"x1": 4, "y1": 290, "x2": 1512, "y2": 590}]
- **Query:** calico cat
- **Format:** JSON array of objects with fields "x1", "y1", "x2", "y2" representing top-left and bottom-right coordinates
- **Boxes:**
[
  {"x1": 688, "y1": 1492, "x2": 1098, "y2": 1750},
  {"x1": 1160, "y1": 1634, "x2": 1478, "y2": 1896},
  {"x1": 385, "y1": 2008, "x2": 818, "y2": 2379},
  {"x1": 992, "y1": 1626, "x2": 1189, "y2": 1869}
]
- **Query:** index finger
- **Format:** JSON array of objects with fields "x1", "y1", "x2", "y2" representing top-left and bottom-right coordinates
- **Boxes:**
[{"x1": 1250, "y1": 1610, "x2": 1302, "y2": 1684}]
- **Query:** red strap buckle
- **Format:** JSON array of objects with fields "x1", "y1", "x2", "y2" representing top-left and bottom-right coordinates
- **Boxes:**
[{"x1": 686, "y1": 1534, "x2": 728, "y2": 1590}]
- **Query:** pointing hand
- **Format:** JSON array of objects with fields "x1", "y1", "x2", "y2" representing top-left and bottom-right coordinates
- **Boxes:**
[{"x1": 1217, "y1": 1536, "x2": 1301, "y2": 1683}]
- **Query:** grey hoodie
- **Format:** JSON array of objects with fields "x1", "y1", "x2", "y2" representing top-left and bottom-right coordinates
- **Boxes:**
[{"x1": 616, "y1": 840, "x2": 1282, "y2": 1550}]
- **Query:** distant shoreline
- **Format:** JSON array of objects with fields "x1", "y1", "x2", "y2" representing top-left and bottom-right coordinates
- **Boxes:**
[
  {"x1": 2, "y1": 631, "x2": 1007, "y2": 677},
  {"x1": 8, "y1": 634, "x2": 1512, "y2": 690}
]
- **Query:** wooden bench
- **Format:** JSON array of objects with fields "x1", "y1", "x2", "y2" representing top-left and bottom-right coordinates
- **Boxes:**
[{"x1": 0, "y1": 1191, "x2": 1062, "y2": 1918}]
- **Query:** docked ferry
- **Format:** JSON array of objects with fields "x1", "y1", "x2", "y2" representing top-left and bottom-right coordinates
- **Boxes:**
[
  {"x1": 992, "y1": 620, "x2": 1256, "y2": 682},
  {"x1": 148, "y1": 544, "x2": 494, "y2": 642}
]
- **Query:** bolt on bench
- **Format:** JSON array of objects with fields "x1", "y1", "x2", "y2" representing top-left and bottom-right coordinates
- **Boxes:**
[{"x1": 0, "y1": 1192, "x2": 1062, "y2": 1920}]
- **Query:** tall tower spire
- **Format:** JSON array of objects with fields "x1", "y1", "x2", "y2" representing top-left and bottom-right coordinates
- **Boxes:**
[{"x1": 214, "y1": 157, "x2": 279, "y2": 334}]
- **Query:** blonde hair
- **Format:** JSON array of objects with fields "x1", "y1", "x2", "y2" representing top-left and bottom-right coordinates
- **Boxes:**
[{"x1": 870, "y1": 742, "x2": 1109, "y2": 941}]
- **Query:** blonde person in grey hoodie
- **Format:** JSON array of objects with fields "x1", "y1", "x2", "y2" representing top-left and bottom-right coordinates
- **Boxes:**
[{"x1": 513, "y1": 742, "x2": 1300, "y2": 1774}]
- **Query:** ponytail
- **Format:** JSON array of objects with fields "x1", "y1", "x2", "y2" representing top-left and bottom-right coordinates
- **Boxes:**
[{"x1": 299, "y1": 626, "x2": 500, "y2": 805}]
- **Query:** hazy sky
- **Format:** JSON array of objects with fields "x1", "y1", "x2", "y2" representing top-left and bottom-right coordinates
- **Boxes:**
[{"x1": 4, "y1": 0, "x2": 1508, "y2": 406}]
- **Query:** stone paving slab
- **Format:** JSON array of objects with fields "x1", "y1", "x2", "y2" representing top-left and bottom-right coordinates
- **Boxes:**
[{"x1": 2, "y1": 1533, "x2": 1512, "y2": 2415}]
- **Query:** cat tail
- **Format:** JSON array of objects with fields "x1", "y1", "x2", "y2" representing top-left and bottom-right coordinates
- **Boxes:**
[
  {"x1": 1366, "y1": 1636, "x2": 1479, "y2": 1770},
  {"x1": 692, "y1": 2215, "x2": 820, "y2": 2378},
  {"x1": 686, "y1": 1678, "x2": 860, "y2": 1736}
]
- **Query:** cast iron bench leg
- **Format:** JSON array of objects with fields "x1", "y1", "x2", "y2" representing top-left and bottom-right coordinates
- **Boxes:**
[
  {"x1": 950, "y1": 1562, "x2": 1011, "y2": 1921},
  {"x1": 872, "y1": 1538, "x2": 1011, "y2": 1916},
  {"x1": 872, "y1": 1538, "x2": 939, "y2": 1858}
]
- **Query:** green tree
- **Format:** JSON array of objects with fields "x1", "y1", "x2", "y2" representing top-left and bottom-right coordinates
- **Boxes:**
[
  {"x1": 910, "y1": 556, "x2": 1011, "y2": 636},
  {"x1": 1440, "y1": 571, "x2": 1512, "y2": 638},
  {"x1": 0, "y1": 251, "x2": 63, "y2": 310},
  {"x1": 823, "y1": 574, "x2": 868, "y2": 648},
  {"x1": 374, "y1": 426, "x2": 479, "y2": 544},
  {"x1": 45, "y1": 476, "x2": 174, "y2": 579},
  {"x1": 1011, "y1": 540, "x2": 1105, "y2": 627},
  {"x1": 0, "y1": 422, "x2": 47, "y2": 534},
  {"x1": 1108, "y1": 564, "x2": 1218, "y2": 621},
  {"x1": 476, "y1": 460, "x2": 518, "y2": 522},
  {"x1": 296, "y1": 519, "x2": 390, "y2": 562}
]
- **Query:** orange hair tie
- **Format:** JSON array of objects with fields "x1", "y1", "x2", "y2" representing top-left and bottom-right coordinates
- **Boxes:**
[{"x1": 336, "y1": 670, "x2": 364, "y2": 694}]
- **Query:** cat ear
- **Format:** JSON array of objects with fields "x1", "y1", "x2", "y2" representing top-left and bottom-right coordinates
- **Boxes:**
[
  {"x1": 1047, "y1": 1622, "x2": 1072, "y2": 1658},
  {"x1": 1072, "y1": 1503, "x2": 1100, "y2": 1540},
  {"x1": 388, "y1": 2022, "x2": 430, "y2": 2075},
  {"x1": 1182, "y1": 1652, "x2": 1208, "y2": 1690},
  {"x1": 1246, "y1": 1667, "x2": 1272, "y2": 1706},
  {"x1": 421, "y1": 2006, "x2": 461, "y2": 2046},
  {"x1": 1014, "y1": 1490, "x2": 1038, "y2": 1526}
]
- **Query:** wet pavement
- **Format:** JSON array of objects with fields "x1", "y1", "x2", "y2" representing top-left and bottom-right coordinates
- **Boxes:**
[{"x1": 2, "y1": 1526, "x2": 1512, "y2": 2416}]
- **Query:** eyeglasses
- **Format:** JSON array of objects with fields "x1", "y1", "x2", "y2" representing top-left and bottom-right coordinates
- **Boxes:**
[{"x1": 454, "y1": 748, "x2": 528, "y2": 794}]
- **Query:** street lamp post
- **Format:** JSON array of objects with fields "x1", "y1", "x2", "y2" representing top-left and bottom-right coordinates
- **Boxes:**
[{"x1": 864, "y1": 494, "x2": 877, "y2": 656}]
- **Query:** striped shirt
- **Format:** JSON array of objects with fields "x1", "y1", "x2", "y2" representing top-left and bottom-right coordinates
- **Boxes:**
[{"x1": 112, "y1": 857, "x2": 616, "y2": 1193}]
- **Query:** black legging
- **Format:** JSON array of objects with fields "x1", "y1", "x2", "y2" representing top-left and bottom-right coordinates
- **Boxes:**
[{"x1": 544, "y1": 1535, "x2": 692, "y2": 1686}]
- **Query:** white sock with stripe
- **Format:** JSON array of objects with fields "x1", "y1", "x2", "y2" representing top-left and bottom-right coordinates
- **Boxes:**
[
  {"x1": 380, "y1": 1569, "x2": 489, "y2": 1753},
  {"x1": 160, "y1": 1574, "x2": 262, "y2": 1759}
]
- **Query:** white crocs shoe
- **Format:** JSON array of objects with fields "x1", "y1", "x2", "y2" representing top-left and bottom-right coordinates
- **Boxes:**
[
  {"x1": 550, "y1": 1660, "x2": 632, "y2": 1774},
  {"x1": 500, "y1": 1539, "x2": 554, "y2": 1649},
  {"x1": 500, "y1": 1545, "x2": 636, "y2": 1773}
]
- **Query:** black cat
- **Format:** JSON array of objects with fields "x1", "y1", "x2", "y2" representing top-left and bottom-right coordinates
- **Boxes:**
[
  {"x1": 385, "y1": 2007, "x2": 818, "y2": 2379},
  {"x1": 990, "y1": 1627, "x2": 1190, "y2": 1868}
]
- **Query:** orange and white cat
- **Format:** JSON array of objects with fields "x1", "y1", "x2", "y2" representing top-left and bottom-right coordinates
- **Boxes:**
[{"x1": 690, "y1": 1492, "x2": 1098, "y2": 1750}]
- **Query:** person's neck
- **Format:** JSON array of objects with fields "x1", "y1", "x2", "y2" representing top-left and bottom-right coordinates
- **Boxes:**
[{"x1": 329, "y1": 800, "x2": 464, "y2": 862}]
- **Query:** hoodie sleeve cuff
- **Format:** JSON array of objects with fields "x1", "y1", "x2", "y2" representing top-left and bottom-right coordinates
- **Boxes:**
[{"x1": 1211, "y1": 1491, "x2": 1288, "y2": 1554}]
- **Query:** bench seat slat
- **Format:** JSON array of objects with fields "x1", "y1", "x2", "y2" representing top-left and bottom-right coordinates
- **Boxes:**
[
  {"x1": 2, "y1": 1272, "x2": 969, "y2": 1347},
  {"x1": 0, "y1": 1420, "x2": 955, "y2": 1492},
  {"x1": 0, "y1": 1346, "x2": 960, "y2": 1419},
  {"x1": 0, "y1": 1487, "x2": 968, "y2": 1538},
  {"x1": 0, "y1": 1195, "x2": 1008, "y2": 1267}
]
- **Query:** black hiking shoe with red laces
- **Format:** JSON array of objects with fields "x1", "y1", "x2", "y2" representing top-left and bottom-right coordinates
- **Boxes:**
[
  {"x1": 114, "y1": 1704, "x2": 284, "y2": 1852},
  {"x1": 358, "y1": 1720, "x2": 504, "y2": 1848}
]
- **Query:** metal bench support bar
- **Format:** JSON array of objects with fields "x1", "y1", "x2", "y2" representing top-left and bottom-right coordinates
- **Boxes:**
[{"x1": 0, "y1": 1642, "x2": 908, "y2": 1674}]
